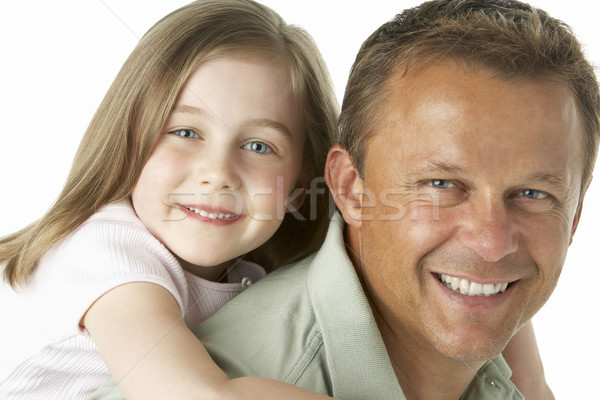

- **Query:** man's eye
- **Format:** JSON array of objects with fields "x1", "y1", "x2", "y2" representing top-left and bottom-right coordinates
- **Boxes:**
[
  {"x1": 430, "y1": 179, "x2": 454, "y2": 189},
  {"x1": 244, "y1": 141, "x2": 273, "y2": 154},
  {"x1": 170, "y1": 129, "x2": 199, "y2": 139},
  {"x1": 520, "y1": 189, "x2": 548, "y2": 199}
]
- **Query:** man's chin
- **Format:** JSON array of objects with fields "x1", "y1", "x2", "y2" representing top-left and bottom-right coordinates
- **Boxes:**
[
  {"x1": 432, "y1": 327, "x2": 514, "y2": 365},
  {"x1": 443, "y1": 345, "x2": 503, "y2": 365}
]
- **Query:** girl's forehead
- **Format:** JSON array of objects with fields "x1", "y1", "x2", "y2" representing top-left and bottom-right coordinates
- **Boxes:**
[{"x1": 173, "y1": 57, "x2": 304, "y2": 142}]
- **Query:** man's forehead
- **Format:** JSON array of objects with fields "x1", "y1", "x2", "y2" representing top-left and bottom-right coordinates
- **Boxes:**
[
  {"x1": 362, "y1": 61, "x2": 586, "y2": 188},
  {"x1": 371, "y1": 61, "x2": 582, "y2": 137}
]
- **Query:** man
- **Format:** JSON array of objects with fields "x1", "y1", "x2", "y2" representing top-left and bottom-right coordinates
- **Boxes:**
[{"x1": 91, "y1": 0, "x2": 598, "y2": 398}]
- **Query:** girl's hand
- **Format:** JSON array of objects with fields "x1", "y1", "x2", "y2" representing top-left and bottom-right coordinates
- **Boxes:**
[{"x1": 502, "y1": 320, "x2": 555, "y2": 400}]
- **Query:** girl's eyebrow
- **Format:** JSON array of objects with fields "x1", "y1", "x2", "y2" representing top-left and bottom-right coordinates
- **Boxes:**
[
  {"x1": 171, "y1": 104, "x2": 292, "y2": 137},
  {"x1": 172, "y1": 104, "x2": 208, "y2": 117},
  {"x1": 247, "y1": 119, "x2": 292, "y2": 137}
]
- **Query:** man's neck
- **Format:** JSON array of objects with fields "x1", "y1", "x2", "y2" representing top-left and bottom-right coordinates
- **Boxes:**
[
  {"x1": 372, "y1": 304, "x2": 484, "y2": 400},
  {"x1": 345, "y1": 225, "x2": 485, "y2": 399}
]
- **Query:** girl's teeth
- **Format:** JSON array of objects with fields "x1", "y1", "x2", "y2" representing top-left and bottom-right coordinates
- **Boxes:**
[
  {"x1": 185, "y1": 206, "x2": 235, "y2": 220},
  {"x1": 439, "y1": 273, "x2": 509, "y2": 296}
]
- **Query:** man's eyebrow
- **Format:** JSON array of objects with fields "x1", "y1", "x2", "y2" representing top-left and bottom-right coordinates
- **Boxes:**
[
  {"x1": 414, "y1": 160, "x2": 569, "y2": 187},
  {"x1": 414, "y1": 160, "x2": 469, "y2": 175},
  {"x1": 170, "y1": 105, "x2": 292, "y2": 137},
  {"x1": 524, "y1": 172, "x2": 567, "y2": 187}
]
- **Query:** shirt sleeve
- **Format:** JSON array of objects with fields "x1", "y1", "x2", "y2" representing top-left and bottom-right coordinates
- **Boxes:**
[{"x1": 28, "y1": 214, "x2": 188, "y2": 337}]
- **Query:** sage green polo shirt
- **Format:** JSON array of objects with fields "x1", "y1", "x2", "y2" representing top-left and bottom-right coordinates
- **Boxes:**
[
  {"x1": 88, "y1": 213, "x2": 523, "y2": 400},
  {"x1": 196, "y1": 213, "x2": 523, "y2": 399}
]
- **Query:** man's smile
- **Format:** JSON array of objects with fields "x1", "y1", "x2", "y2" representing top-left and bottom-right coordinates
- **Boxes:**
[{"x1": 437, "y1": 273, "x2": 510, "y2": 297}]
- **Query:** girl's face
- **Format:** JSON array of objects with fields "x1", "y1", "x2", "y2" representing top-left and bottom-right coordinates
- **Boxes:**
[{"x1": 131, "y1": 57, "x2": 305, "y2": 278}]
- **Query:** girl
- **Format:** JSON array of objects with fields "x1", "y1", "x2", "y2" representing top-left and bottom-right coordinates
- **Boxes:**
[
  {"x1": 0, "y1": 1, "x2": 551, "y2": 399},
  {"x1": 0, "y1": 1, "x2": 336, "y2": 398}
]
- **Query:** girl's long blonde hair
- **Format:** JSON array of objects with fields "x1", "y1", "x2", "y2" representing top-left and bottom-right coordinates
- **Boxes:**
[{"x1": 1, "y1": 0, "x2": 338, "y2": 288}]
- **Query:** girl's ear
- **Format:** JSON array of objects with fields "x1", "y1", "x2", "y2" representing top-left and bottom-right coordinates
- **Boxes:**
[{"x1": 324, "y1": 144, "x2": 364, "y2": 228}]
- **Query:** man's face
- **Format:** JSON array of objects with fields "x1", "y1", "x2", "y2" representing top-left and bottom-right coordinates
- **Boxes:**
[{"x1": 348, "y1": 62, "x2": 585, "y2": 362}]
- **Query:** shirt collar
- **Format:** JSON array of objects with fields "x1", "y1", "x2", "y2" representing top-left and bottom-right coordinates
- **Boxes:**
[{"x1": 307, "y1": 213, "x2": 406, "y2": 399}]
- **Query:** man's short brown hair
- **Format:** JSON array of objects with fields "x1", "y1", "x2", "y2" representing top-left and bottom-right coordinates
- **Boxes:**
[{"x1": 338, "y1": 0, "x2": 599, "y2": 193}]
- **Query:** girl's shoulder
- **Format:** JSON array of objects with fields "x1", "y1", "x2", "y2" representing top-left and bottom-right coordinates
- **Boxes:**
[
  {"x1": 32, "y1": 199, "x2": 187, "y2": 324},
  {"x1": 86, "y1": 200, "x2": 144, "y2": 228},
  {"x1": 39, "y1": 200, "x2": 178, "y2": 283},
  {"x1": 66, "y1": 200, "x2": 158, "y2": 252},
  {"x1": 52, "y1": 200, "x2": 173, "y2": 269}
]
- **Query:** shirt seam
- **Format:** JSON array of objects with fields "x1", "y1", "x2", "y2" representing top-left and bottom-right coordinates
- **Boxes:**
[{"x1": 282, "y1": 330, "x2": 324, "y2": 385}]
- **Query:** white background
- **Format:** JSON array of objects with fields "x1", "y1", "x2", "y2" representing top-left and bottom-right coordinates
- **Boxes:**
[{"x1": 0, "y1": 1, "x2": 598, "y2": 397}]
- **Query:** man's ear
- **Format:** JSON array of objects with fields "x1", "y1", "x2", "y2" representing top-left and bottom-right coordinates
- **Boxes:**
[
  {"x1": 570, "y1": 177, "x2": 592, "y2": 244},
  {"x1": 570, "y1": 203, "x2": 583, "y2": 245},
  {"x1": 325, "y1": 144, "x2": 364, "y2": 227}
]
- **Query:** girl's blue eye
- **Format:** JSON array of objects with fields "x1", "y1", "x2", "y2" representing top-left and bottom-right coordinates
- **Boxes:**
[
  {"x1": 244, "y1": 141, "x2": 273, "y2": 154},
  {"x1": 520, "y1": 189, "x2": 547, "y2": 199},
  {"x1": 171, "y1": 129, "x2": 199, "y2": 139},
  {"x1": 430, "y1": 179, "x2": 453, "y2": 189}
]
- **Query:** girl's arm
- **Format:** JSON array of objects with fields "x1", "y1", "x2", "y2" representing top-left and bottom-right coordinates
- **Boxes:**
[
  {"x1": 83, "y1": 282, "x2": 333, "y2": 400},
  {"x1": 502, "y1": 320, "x2": 555, "y2": 399}
]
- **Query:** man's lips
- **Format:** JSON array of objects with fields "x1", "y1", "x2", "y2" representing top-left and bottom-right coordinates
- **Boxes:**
[{"x1": 436, "y1": 273, "x2": 514, "y2": 297}]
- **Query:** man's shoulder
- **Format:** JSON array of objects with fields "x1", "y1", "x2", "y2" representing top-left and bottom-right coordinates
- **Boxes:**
[
  {"x1": 237, "y1": 254, "x2": 315, "y2": 303},
  {"x1": 194, "y1": 254, "x2": 331, "y2": 391},
  {"x1": 196, "y1": 252, "x2": 318, "y2": 339}
]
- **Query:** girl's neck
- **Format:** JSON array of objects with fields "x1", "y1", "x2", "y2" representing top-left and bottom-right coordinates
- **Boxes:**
[{"x1": 176, "y1": 257, "x2": 233, "y2": 282}]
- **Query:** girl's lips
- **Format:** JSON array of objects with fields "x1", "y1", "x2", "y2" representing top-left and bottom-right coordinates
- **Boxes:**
[{"x1": 178, "y1": 204, "x2": 242, "y2": 224}]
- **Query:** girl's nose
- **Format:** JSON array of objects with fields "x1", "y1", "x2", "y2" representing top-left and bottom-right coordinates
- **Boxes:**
[{"x1": 197, "y1": 148, "x2": 241, "y2": 191}]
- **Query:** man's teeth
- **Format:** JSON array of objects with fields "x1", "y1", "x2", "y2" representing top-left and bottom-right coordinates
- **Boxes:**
[
  {"x1": 439, "y1": 273, "x2": 509, "y2": 296},
  {"x1": 185, "y1": 206, "x2": 236, "y2": 220}
]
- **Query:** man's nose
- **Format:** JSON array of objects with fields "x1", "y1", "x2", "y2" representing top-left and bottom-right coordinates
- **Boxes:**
[{"x1": 455, "y1": 194, "x2": 519, "y2": 262}]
